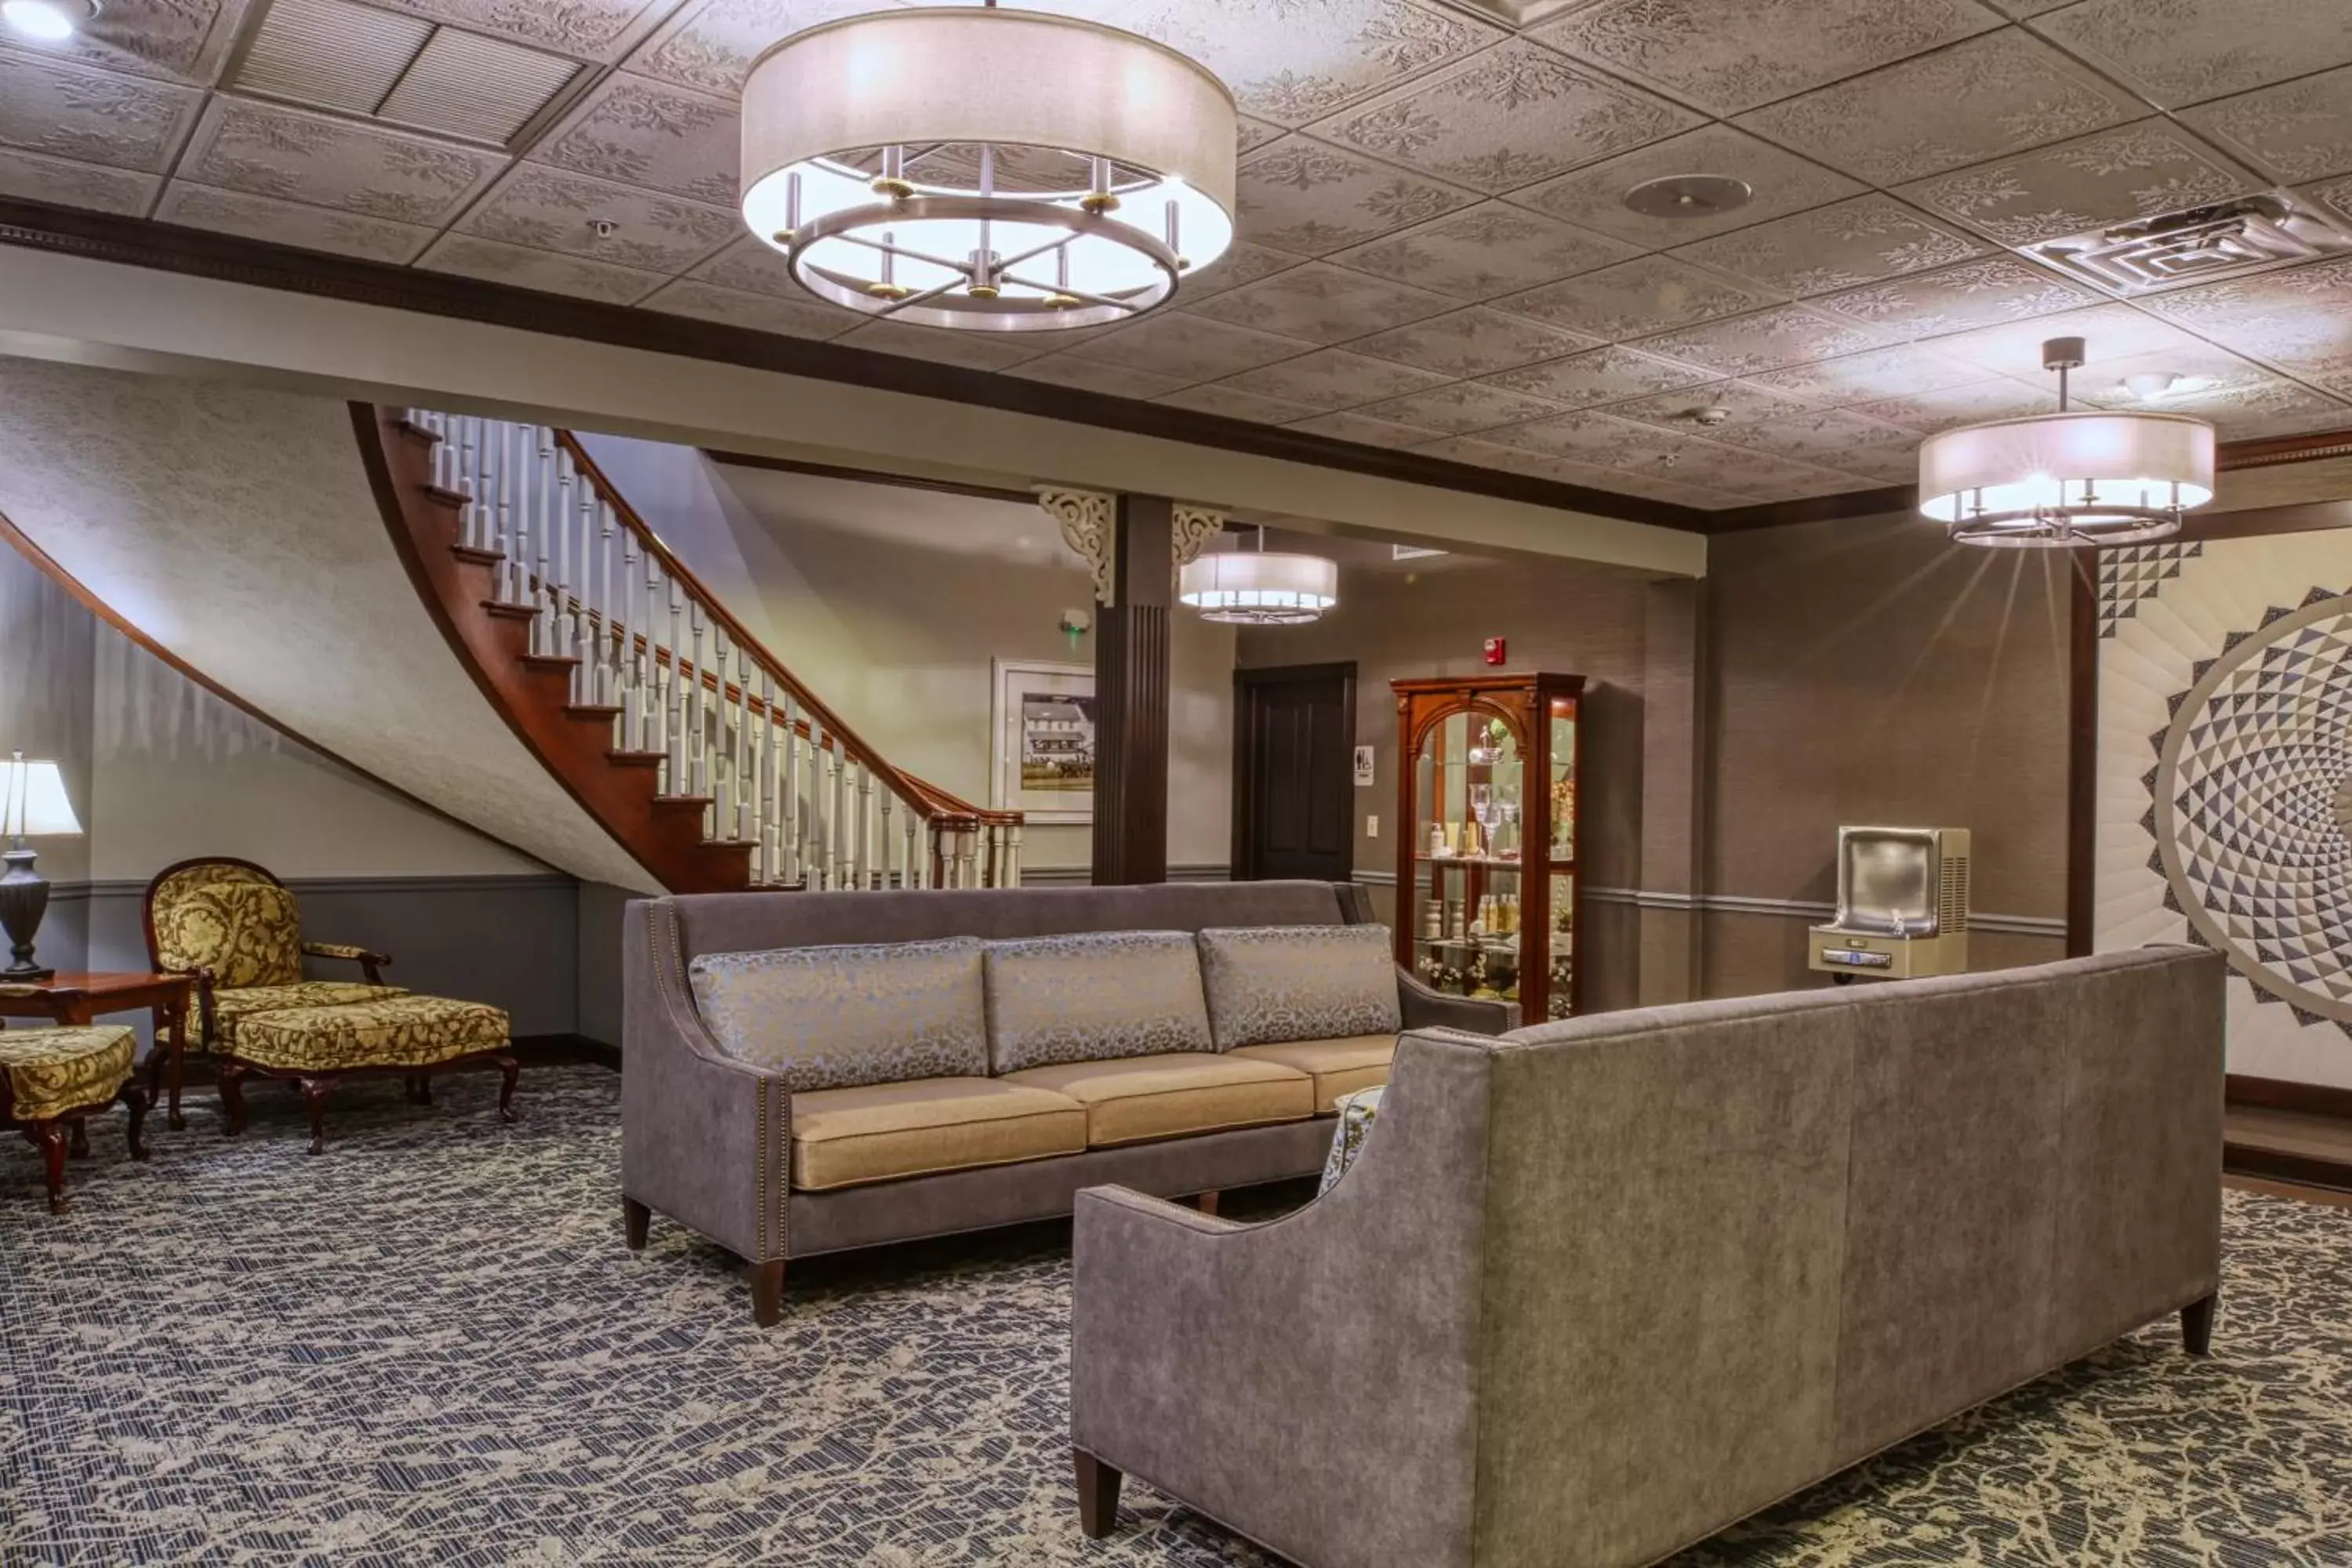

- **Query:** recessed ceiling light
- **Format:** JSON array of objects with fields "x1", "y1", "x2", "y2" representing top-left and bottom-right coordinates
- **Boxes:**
[
  {"x1": 2, "y1": 0, "x2": 97, "y2": 41},
  {"x1": 1623, "y1": 173, "x2": 1751, "y2": 220}
]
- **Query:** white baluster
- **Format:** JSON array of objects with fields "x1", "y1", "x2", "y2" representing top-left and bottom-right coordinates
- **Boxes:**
[
  {"x1": 1002, "y1": 822, "x2": 1022, "y2": 888},
  {"x1": 827, "y1": 735, "x2": 847, "y2": 888},
  {"x1": 878, "y1": 793, "x2": 896, "y2": 890},
  {"x1": 780, "y1": 696, "x2": 801, "y2": 886},
  {"x1": 812, "y1": 728, "x2": 834, "y2": 891},
  {"x1": 854, "y1": 761, "x2": 873, "y2": 890},
  {"x1": 665, "y1": 577, "x2": 687, "y2": 794},
  {"x1": 594, "y1": 503, "x2": 617, "y2": 706},
  {"x1": 494, "y1": 423, "x2": 518, "y2": 604},
  {"x1": 688, "y1": 607, "x2": 710, "y2": 800},
  {"x1": 532, "y1": 433, "x2": 557, "y2": 655}
]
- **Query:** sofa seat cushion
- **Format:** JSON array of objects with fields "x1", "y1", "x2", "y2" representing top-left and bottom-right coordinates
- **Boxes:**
[
  {"x1": 688, "y1": 935, "x2": 989, "y2": 1091},
  {"x1": 1230, "y1": 1034, "x2": 1396, "y2": 1112},
  {"x1": 983, "y1": 930, "x2": 1214, "y2": 1073},
  {"x1": 789, "y1": 1077, "x2": 1089, "y2": 1192},
  {"x1": 1198, "y1": 925, "x2": 1402, "y2": 1050},
  {"x1": 207, "y1": 982, "x2": 410, "y2": 1046},
  {"x1": 1000, "y1": 1052, "x2": 1315, "y2": 1148}
]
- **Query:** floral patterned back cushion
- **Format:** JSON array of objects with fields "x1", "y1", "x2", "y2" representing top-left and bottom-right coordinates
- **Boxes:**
[
  {"x1": 982, "y1": 931, "x2": 1213, "y2": 1073},
  {"x1": 689, "y1": 936, "x2": 990, "y2": 1092},
  {"x1": 152, "y1": 878, "x2": 303, "y2": 989},
  {"x1": 1197, "y1": 925, "x2": 1400, "y2": 1051}
]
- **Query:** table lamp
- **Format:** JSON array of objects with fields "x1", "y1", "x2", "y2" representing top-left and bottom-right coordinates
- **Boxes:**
[{"x1": 0, "y1": 751, "x2": 82, "y2": 981}]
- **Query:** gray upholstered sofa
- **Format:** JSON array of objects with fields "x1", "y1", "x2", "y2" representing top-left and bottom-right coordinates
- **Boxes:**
[
  {"x1": 621, "y1": 880, "x2": 1507, "y2": 1323},
  {"x1": 1070, "y1": 946, "x2": 2226, "y2": 1568}
]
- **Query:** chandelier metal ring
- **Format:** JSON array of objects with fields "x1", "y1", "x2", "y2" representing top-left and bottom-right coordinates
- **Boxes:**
[{"x1": 1943, "y1": 504, "x2": 2190, "y2": 549}]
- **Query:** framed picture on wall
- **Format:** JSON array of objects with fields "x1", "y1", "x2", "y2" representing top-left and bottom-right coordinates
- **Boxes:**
[{"x1": 992, "y1": 659, "x2": 1095, "y2": 825}]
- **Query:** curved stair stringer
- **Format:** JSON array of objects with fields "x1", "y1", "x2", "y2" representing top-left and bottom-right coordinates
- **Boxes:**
[{"x1": 0, "y1": 354, "x2": 662, "y2": 894}]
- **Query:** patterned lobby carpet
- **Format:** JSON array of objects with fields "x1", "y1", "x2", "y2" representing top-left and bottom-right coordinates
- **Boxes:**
[{"x1": 0, "y1": 1067, "x2": 2346, "y2": 1567}]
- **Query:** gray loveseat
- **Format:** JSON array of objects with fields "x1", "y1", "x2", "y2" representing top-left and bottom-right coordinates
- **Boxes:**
[
  {"x1": 622, "y1": 880, "x2": 1507, "y2": 1323},
  {"x1": 1071, "y1": 946, "x2": 2225, "y2": 1567}
]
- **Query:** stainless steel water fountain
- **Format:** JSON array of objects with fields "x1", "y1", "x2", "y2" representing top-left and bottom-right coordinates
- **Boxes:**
[{"x1": 1809, "y1": 827, "x2": 1972, "y2": 982}]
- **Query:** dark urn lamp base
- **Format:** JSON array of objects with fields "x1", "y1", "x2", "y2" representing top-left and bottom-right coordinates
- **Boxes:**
[{"x1": 0, "y1": 845, "x2": 54, "y2": 982}]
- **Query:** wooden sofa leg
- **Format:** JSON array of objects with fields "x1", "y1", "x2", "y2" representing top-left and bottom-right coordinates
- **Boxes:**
[
  {"x1": 622, "y1": 1196, "x2": 651, "y2": 1251},
  {"x1": 1075, "y1": 1450, "x2": 1123, "y2": 1539},
  {"x1": 1192, "y1": 1189, "x2": 1220, "y2": 1216},
  {"x1": 750, "y1": 1259, "x2": 786, "y2": 1327},
  {"x1": 2182, "y1": 1291, "x2": 2218, "y2": 1356}
]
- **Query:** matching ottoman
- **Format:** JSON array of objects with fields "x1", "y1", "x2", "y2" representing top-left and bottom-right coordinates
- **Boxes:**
[
  {"x1": 223, "y1": 996, "x2": 516, "y2": 1155},
  {"x1": 1, "y1": 1025, "x2": 151, "y2": 1211}
]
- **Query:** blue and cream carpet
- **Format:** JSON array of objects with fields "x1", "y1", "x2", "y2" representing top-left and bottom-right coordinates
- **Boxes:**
[{"x1": 2, "y1": 1065, "x2": 2349, "y2": 1566}]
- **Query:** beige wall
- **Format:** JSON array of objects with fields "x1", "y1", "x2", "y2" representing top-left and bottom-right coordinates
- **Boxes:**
[
  {"x1": 1702, "y1": 512, "x2": 2072, "y2": 996},
  {"x1": 580, "y1": 434, "x2": 1236, "y2": 873}
]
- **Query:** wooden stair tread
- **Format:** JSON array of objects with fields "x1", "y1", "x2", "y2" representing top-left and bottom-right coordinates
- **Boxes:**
[
  {"x1": 521, "y1": 653, "x2": 581, "y2": 670},
  {"x1": 565, "y1": 703, "x2": 625, "y2": 719},
  {"x1": 452, "y1": 543, "x2": 504, "y2": 565},
  {"x1": 607, "y1": 750, "x2": 665, "y2": 766},
  {"x1": 481, "y1": 601, "x2": 536, "y2": 620}
]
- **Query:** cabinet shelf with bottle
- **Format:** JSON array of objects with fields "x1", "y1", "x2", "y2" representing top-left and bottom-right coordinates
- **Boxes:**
[{"x1": 1393, "y1": 671, "x2": 1582, "y2": 1025}]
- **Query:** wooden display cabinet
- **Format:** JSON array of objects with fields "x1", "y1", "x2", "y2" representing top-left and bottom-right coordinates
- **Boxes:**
[{"x1": 1392, "y1": 672, "x2": 1584, "y2": 1026}]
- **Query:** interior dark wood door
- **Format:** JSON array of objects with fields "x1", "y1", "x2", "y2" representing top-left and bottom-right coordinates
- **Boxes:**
[{"x1": 1234, "y1": 662, "x2": 1356, "y2": 883}]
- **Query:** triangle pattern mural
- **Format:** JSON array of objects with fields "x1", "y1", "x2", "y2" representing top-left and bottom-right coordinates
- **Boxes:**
[{"x1": 2100, "y1": 543, "x2": 2202, "y2": 637}]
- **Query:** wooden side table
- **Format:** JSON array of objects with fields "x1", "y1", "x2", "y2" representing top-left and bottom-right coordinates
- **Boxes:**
[{"x1": 0, "y1": 972, "x2": 194, "y2": 1131}]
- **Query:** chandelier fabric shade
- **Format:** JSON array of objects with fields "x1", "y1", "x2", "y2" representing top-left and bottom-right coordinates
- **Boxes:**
[
  {"x1": 1178, "y1": 550, "x2": 1339, "y2": 625},
  {"x1": 740, "y1": 7, "x2": 1238, "y2": 332},
  {"x1": 1918, "y1": 412, "x2": 2216, "y2": 546}
]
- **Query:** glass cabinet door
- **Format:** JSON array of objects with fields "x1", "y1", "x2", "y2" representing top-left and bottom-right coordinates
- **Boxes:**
[
  {"x1": 1546, "y1": 699, "x2": 1577, "y2": 1019},
  {"x1": 1409, "y1": 707, "x2": 1525, "y2": 1006}
]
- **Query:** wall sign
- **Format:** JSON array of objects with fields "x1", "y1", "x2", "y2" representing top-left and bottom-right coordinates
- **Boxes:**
[{"x1": 1353, "y1": 745, "x2": 1375, "y2": 786}]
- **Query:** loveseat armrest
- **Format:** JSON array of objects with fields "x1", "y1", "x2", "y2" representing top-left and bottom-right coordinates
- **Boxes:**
[
  {"x1": 620, "y1": 899, "x2": 791, "y2": 1269},
  {"x1": 1399, "y1": 970, "x2": 1512, "y2": 1035},
  {"x1": 302, "y1": 941, "x2": 390, "y2": 985}
]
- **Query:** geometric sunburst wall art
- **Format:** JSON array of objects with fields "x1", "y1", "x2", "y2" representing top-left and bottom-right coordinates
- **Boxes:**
[{"x1": 2097, "y1": 533, "x2": 2352, "y2": 1090}]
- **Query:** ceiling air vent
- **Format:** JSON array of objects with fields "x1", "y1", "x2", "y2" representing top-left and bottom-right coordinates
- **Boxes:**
[
  {"x1": 227, "y1": 0, "x2": 583, "y2": 148},
  {"x1": 2026, "y1": 193, "x2": 2352, "y2": 295}
]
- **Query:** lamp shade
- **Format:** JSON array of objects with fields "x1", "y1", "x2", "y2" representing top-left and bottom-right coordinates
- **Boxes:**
[
  {"x1": 1178, "y1": 551, "x2": 1338, "y2": 625},
  {"x1": 1918, "y1": 410, "x2": 2215, "y2": 530},
  {"x1": 0, "y1": 759, "x2": 81, "y2": 837}
]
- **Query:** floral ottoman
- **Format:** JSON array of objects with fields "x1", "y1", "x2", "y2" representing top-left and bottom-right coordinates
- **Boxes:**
[
  {"x1": 0, "y1": 1024, "x2": 151, "y2": 1212},
  {"x1": 222, "y1": 995, "x2": 515, "y2": 1155}
]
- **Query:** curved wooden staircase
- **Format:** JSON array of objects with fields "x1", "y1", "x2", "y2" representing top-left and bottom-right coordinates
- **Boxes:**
[{"x1": 358, "y1": 405, "x2": 1021, "y2": 896}]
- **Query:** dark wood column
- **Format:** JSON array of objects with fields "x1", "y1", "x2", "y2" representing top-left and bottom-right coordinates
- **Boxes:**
[{"x1": 1093, "y1": 494, "x2": 1172, "y2": 884}]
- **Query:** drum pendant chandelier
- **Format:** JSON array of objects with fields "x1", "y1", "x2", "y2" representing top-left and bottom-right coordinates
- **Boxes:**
[
  {"x1": 1917, "y1": 336, "x2": 2216, "y2": 548},
  {"x1": 739, "y1": 4, "x2": 1238, "y2": 332},
  {"x1": 1179, "y1": 528, "x2": 1339, "y2": 626}
]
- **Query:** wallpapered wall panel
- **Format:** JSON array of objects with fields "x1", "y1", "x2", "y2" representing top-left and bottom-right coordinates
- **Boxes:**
[{"x1": 2096, "y1": 530, "x2": 2352, "y2": 1091}]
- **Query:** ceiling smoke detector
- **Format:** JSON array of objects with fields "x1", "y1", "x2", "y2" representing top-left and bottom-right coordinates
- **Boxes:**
[
  {"x1": 1622, "y1": 174, "x2": 1751, "y2": 220},
  {"x1": 1684, "y1": 405, "x2": 1733, "y2": 427},
  {"x1": 2027, "y1": 192, "x2": 2352, "y2": 295}
]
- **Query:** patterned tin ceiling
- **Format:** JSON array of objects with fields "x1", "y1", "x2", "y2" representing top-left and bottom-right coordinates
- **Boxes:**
[{"x1": 3, "y1": 0, "x2": 2351, "y2": 510}]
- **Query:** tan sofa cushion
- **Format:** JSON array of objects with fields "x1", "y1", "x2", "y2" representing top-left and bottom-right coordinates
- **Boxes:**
[
  {"x1": 1000, "y1": 1052, "x2": 1315, "y2": 1147},
  {"x1": 1197, "y1": 924, "x2": 1401, "y2": 1050},
  {"x1": 1231, "y1": 1034, "x2": 1396, "y2": 1112},
  {"x1": 790, "y1": 1076, "x2": 1088, "y2": 1192}
]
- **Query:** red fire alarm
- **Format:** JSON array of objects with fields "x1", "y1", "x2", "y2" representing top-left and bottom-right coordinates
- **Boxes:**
[{"x1": 1482, "y1": 637, "x2": 1507, "y2": 666}]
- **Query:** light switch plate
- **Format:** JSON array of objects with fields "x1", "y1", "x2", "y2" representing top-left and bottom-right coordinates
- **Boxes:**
[{"x1": 1366, "y1": 815, "x2": 1379, "y2": 839}]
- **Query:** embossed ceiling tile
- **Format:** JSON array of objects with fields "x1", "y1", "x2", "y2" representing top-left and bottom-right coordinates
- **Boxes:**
[
  {"x1": 629, "y1": 0, "x2": 904, "y2": 96},
  {"x1": 1348, "y1": 307, "x2": 1595, "y2": 376},
  {"x1": 2183, "y1": 386, "x2": 2352, "y2": 440},
  {"x1": 1508, "y1": 124, "x2": 1864, "y2": 249},
  {"x1": 1898, "y1": 119, "x2": 2263, "y2": 247},
  {"x1": 1288, "y1": 408, "x2": 1450, "y2": 446},
  {"x1": 1236, "y1": 116, "x2": 1284, "y2": 156},
  {"x1": 179, "y1": 96, "x2": 500, "y2": 223},
  {"x1": 1744, "y1": 342, "x2": 1991, "y2": 404},
  {"x1": 154, "y1": 182, "x2": 434, "y2": 263},
  {"x1": 0, "y1": 145, "x2": 157, "y2": 215},
  {"x1": 1733, "y1": 29, "x2": 2143, "y2": 185},
  {"x1": 417, "y1": 233, "x2": 666, "y2": 305},
  {"x1": 1236, "y1": 134, "x2": 1479, "y2": 256},
  {"x1": 638, "y1": 279, "x2": 859, "y2": 340},
  {"x1": 2300, "y1": 173, "x2": 2352, "y2": 236},
  {"x1": 1326, "y1": 201, "x2": 1635, "y2": 300},
  {"x1": 1005, "y1": 354, "x2": 1192, "y2": 401},
  {"x1": 833, "y1": 320, "x2": 1051, "y2": 372},
  {"x1": 1602, "y1": 378, "x2": 1810, "y2": 433},
  {"x1": 1069, "y1": 312, "x2": 1317, "y2": 381},
  {"x1": 2133, "y1": 257, "x2": 2352, "y2": 394},
  {"x1": 534, "y1": 72, "x2": 739, "y2": 206},
  {"x1": 1480, "y1": 408, "x2": 1693, "y2": 467},
  {"x1": 1214, "y1": 347, "x2": 1450, "y2": 411},
  {"x1": 11, "y1": 0, "x2": 254, "y2": 84},
  {"x1": 1487, "y1": 253, "x2": 1778, "y2": 339},
  {"x1": 1316, "y1": 37, "x2": 1700, "y2": 194},
  {"x1": 1651, "y1": 439, "x2": 1869, "y2": 498},
  {"x1": 1693, "y1": 405, "x2": 1924, "y2": 475},
  {"x1": 1632, "y1": 303, "x2": 1894, "y2": 376},
  {"x1": 1129, "y1": 0, "x2": 1503, "y2": 127},
  {"x1": 1670, "y1": 194, "x2": 1987, "y2": 298},
  {"x1": 1809, "y1": 256, "x2": 2100, "y2": 342},
  {"x1": 1410, "y1": 434, "x2": 1580, "y2": 479},
  {"x1": 0, "y1": 53, "x2": 200, "y2": 173},
  {"x1": 2066, "y1": 346, "x2": 2347, "y2": 436},
  {"x1": 685, "y1": 234, "x2": 818, "y2": 299},
  {"x1": 1532, "y1": 0, "x2": 2002, "y2": 117},
  {"x1": 1183, "y1": 260, "x2": 1454, "y2": 344},
  {"x1": 456, "y1": 164, "x2": 739, "y2": 274},
  {"x1": 1559, "y1": 462, "x2": 1745, "y2": 507},
  {"x1": 1479, "y1": 343, "x2": 1715, "y2": 405},
  {"x1": 1929, "y1": 301, "x2": 2206, "y2": 376},
  {"x1": 1154, "y1": 383, "x2": 1323, "y2": 424},
  {"x1": 2031, "y1": 0, "x2": 2352, "y2": 107},
  {"x1": 1178, "y1": 242, "x2": 1306, "y2": 303},
  {"x1": 1980, "y1": 0, "x2": 2070, "y2": 13},
  {"x1": 2181, "y1": 67, "x2": 2352, "y2": 184},
  {"x1": 1348, "y1": 380, "x2": 1571, "y2": 434},
  {"x1": 372, "y1": 0, "x2": 672, "y2": 64},
  {"x1": 1849, "y1": 376, "x2": 2061, "y2": 434}
]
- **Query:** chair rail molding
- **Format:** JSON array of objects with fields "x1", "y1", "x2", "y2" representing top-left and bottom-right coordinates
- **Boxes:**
[{"x1": 1351, "y1": 872, "x2": 2064, "y2": 939}]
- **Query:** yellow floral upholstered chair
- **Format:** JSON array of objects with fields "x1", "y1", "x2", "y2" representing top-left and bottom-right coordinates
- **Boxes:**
[{"x1": 142, "y1": 858, "x2": 407, "y2": 1059}]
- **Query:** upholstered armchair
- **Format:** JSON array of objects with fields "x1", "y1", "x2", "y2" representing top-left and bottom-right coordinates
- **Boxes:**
[{"x1": 142, "y1": 858, "x2": 406, "y2": 1056}]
